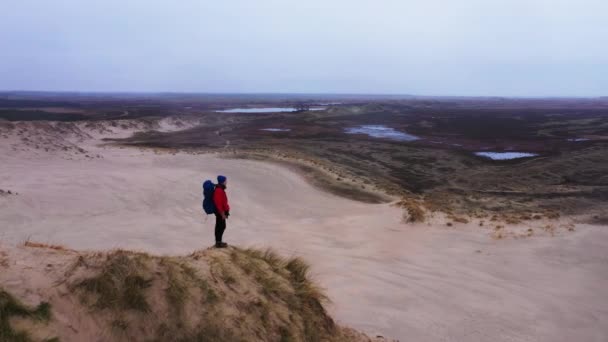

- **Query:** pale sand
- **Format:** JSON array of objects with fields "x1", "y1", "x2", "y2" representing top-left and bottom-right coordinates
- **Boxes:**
[{"x1": 1, "y1": 123, "x2": 607, "y2": 341}]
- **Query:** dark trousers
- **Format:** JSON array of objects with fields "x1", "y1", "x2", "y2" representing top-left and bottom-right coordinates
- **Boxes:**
[{"x1": 215, "y1": 213, "x2": 226, "y2": 243}]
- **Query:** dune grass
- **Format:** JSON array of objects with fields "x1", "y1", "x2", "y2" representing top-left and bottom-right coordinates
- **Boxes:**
[
  {"x1": 229, "y1": 247, "x2": 335, "y2": 341},
  {"x1": 159, "y1": 257, "x2": 217, "y2": 315},
  {"x1": 229, "y1": 248, "x2": 287, "y2": 298},
  {"x1": 74, "y1": 251, "x2": 152, "y2": 312},
  {"x1": 62, "y1": 246, "x2": 364, "y2": 341},
  {"x1": 160, "y1": 258, "x2": 190, "y2": 313},
  {"x1": 284, "y1": 257, "x2": 334, "y2": 341},
  {"x1": 238, "y1": 248, "x2": 285, "y2": 271},
  {"x1": 153, "y1": 319, "x2": 244, "y2": 342}
]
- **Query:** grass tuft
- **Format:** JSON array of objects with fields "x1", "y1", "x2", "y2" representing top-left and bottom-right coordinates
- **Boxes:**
[
  {"x1": 230, "y1": 249, "x2": 286, "y2": 298},
  {"x1": 279, "y1": 326, "x2": 295, "y2": 342},
  {"x1": 285, "y1": 257, "x2": 329, "y2": 306},
  {"x1": 394, "y1": 198, "x2": 426, "y2": 223},
  {"x1": 238, "y1": 248, "x2": 286, "y2": 271},
  {"x1": 285, "y1": 257, "x2": 334, "y2": 341},
  {"x1": 449, "y1": 215, "x2": 470, "y2": 224},
  {"x1": 111, "y1": 318, "x2": 128, "y2": 331}
]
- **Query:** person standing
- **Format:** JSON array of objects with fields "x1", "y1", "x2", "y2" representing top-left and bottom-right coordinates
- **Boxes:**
[{"x1": 213, "y1": 175, "x2": 230, "y2": 248}]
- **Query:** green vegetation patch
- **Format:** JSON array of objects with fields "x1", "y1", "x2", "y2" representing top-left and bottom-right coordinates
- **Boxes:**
[{"x1": 0, "y1": 288, "x2": 54, "y2": 342}]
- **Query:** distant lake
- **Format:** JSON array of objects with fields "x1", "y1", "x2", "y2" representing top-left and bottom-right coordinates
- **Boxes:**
[
  {"x1": 475, "y1": 152, "x2": 538, "y2": 160},
  {"x1": 215, "y1": 107, "x2": 325, "y2": 113},
  {"x1": 345, "y1": 125, "x2": 419, "y2": 141}
]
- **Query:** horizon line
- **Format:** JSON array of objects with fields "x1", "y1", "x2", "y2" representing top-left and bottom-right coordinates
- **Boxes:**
[{"x1": 0, "y1": 90, "x2": 605, "y2": 99}]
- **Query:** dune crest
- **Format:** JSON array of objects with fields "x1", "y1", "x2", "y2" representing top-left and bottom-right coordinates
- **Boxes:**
[{"x1": 0, "y1": 243, "x2": 393, "y2": 342}]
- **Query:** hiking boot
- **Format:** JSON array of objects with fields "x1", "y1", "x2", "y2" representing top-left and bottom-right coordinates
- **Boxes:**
[{"x1": 215, "y1": 242, "x2": 228, "y2": 248}]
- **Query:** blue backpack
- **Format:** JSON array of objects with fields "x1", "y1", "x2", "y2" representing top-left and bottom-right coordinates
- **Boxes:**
[{"x1": 202, "y1": 180, "x2": 216, "y2": 214}]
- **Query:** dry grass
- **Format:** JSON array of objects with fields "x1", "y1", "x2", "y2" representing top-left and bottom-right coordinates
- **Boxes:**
[
  {"x1": 210, "y1": 256, "x2": 237, "y2": 286},
  {"x1": 239, "y1": 248, "x2": 285, "y2": 272},
  {"x1": 154, "y1": 320, "x2": 244, "y2": 342},
  {"x1": 159, "y1": 258, "x2": 190, "y2": 314},
  {"x1": 394, "y1": 197, "x2": 426, "y2": 223},
  {"x1": 159, "y1": 257, "x2": 217, "y2": 315},
  {"x1": 492, "y1": 225, "x2": 506, "y2": 239},
  {"x1": 74, "y1": 250, "x2": 153, "y2": 312},
  {"x1": 505, "y1": 216, "x2": 521, "y2": 225},
  {"x1": 449, "y1": 215, "x2": 470, "y2": 224},
  {"x1": 227, "y1": 247, "x2": 338, "y2": 341},
  {"x1": 234, "y1": 255, "x2": 285, "y2": 298},
  {"x1": 542, "y1": 224, "x2": 557, "y2": 235},
  {"x1": 519, "y1": 213, "x2": 533, "y2": 221},
  {"x1": 0, "y1": 251, "x2": 8, "y2": 268},
  {"x1": 23, "y1": 240, "x2": 70, "y2": 251},
  {"x1": 285, "y1": 256, "x2": 334, "y2": 341}
]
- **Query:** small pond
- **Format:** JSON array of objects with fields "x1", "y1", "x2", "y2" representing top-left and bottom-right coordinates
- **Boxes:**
[
  {"x1": 259, "y1": 128, "x2": 291, "y2": 132},
  {"x1": 474, "y1": 152, "x2": 538, "y2": 160},
  {"x1": 344, "y1": 125, "x2": 419, "y2": 142}
]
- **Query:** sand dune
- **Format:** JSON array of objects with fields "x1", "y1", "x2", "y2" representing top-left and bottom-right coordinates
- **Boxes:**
[{"x1": 1, "y1": 121, "x2": 607, "y2": 341}]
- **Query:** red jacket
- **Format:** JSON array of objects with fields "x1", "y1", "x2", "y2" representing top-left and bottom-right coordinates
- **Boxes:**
[{"x1": 213, "y1": 185, "x2": 230, "y2": 214}]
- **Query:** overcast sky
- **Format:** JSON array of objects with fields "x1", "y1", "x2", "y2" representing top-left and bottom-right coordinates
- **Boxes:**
[{"x1": 1, "y1": 0, "x2": 607, "y2": 96}]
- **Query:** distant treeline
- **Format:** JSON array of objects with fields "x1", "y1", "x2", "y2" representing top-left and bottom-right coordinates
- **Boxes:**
[
  {"x1": 0, "y1": 98, "x2": 81, "y2": 108},
  {"x1": 0, "y1": 110, "x2": 87, "y2": 122}
]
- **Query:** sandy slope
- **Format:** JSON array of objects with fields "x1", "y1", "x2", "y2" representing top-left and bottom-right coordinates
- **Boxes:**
[{"x1": 1, "y1": 121, "x2": 607, "y2": 341}]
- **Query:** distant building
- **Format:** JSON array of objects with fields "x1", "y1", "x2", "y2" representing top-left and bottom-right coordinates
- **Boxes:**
[{"x1": 294, "y1": 103, "x2": 310, "y2": 112}]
